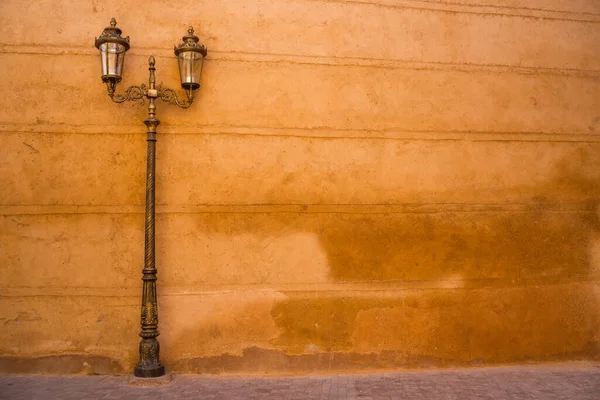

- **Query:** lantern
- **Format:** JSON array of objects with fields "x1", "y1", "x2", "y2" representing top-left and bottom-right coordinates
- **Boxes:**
[
  {"x1": 174, "y1": 26, "x2": 207, "y2": 90},
  {"x1": 94, "y1": 18, "x2": 130, "y2": 84}
]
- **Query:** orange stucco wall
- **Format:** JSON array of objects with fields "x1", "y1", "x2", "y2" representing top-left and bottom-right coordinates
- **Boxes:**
[{"x1": 0, "y1": 0, "x2": 599, "y2": 374}]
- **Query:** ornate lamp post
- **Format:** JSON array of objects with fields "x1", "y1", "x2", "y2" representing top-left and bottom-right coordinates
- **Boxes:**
[{"x1": 94, "y1": 18, "x2": 207, "y2": 378}]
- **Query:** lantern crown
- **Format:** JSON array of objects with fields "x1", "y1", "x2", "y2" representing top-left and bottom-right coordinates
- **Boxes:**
[
  {"x1": 174, "y1": 26, "x2": 207, "y2": 57},
  {"x1": 94, "y1": 18, "x2": 130, "y2": 51}
]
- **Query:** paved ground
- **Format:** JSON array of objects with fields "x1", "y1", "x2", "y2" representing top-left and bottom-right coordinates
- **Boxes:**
[{"x1": 0, "y1": 362, "x2": 598, "y2": 399}]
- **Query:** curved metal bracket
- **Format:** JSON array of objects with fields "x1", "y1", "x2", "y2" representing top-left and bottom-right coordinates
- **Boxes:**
[
  {"x1": 157, "y1": 84, "x2": 194, "y2": 109},
  {"x1": 104, "y1": 81, "x2": 194, "y2": 108},
  {"x1": 106, "y1": 82, "x2": 148, "y2": 105}
]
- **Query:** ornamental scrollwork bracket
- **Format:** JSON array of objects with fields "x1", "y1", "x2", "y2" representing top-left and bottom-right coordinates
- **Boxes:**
[
  {"x1": 106, "y1": 82, "x2": 148, "y2": 105},
  {"x1": 157, "y1": 83, "x2": 194, "y2": 109},
  {"x1": 103, "y1": 81, "x2": 195, "y2": 108}
]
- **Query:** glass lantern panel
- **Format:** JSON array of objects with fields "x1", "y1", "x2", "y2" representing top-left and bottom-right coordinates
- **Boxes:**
[
  {"x1": 177, "y1": 51, "x2": 203, "y2": 88},
  {"x1": 100, "y1": 42, "x2": 126, "y2": 79}
]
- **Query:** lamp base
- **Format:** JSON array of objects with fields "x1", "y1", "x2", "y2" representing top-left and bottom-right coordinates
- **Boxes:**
[
  {"x1": 134, "y1": 338, "x2": 165, "y2": 377},
  {"x1": 133, "y1": 364, "x2": 165, "y2": 378}
]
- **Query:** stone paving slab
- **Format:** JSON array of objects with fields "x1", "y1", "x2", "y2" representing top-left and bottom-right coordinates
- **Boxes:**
[{"x1": 1, "y1": 362, "x2": 599, "y2": 399}]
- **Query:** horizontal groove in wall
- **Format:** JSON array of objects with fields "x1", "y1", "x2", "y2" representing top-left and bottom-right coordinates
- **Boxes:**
[
  {"x1": 1, "y1": 45, "x2": 599, "y2": 78},
  {"x1": 408, "y1": 0, "x2": 600, "y2": 16},
  {"x1": 0, "y1": 203, "x2": 597, "y2": 216},
  {"x1": 306, "y1": 0, "x2": 600, "y2": 22},
  {"x1": 1, "y1": 278, "x2": 597, "y2": 298},
  {"x1": 1, "y1": 124, "x2": 600, "y2": 143}
]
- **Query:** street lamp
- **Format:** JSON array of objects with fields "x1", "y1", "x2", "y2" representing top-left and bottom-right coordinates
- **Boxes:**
[{"x1": 95, "y1": 18, "x2": 207, "y2": 378}]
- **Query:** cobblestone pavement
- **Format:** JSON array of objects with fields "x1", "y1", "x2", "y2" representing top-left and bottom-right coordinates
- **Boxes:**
[{"x1": 1, "y1": 362, "x2": 598, "y2": 399}]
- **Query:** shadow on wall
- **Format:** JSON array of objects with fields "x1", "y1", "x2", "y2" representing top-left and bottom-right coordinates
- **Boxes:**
[{"x1": 169, "y1": 147, "x2": 600, "y2": 373}]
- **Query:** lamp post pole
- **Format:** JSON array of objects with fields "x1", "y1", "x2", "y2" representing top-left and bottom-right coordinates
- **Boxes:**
[
  {"x1": 94, "y1": 18, "x2": 207, "y2": 378},
  {"x1": 136, "y1": 55, "x2": 163, "y2": 378}
]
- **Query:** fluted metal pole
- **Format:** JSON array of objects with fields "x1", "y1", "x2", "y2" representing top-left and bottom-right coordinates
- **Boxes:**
[{"x1": 134, "y1": 55, "x2": 165, "y2": 378}]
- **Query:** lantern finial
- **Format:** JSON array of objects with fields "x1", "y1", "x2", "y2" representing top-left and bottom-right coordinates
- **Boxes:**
[{"x1": 110, "y1": 17, "x2": 117, "y2": 27}]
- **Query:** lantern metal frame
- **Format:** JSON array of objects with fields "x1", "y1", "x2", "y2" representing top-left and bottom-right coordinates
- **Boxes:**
[
  {"x1": 94, "y1": 17, "x2": 130, "y2": 87},
  {"x1": 174, "y1": 26, "x2": 208, "y2": 93},
  {"x1": 94, "y1": 18, "x2": 207, "y2": 378}
]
